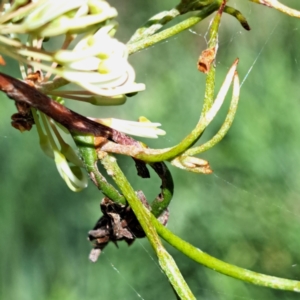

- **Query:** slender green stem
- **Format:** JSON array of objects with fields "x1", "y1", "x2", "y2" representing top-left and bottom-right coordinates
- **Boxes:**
[
  {"x1": 185, "y1": 70, "x2": 240, "y2": 156},
  {"x1": 73, "y1": 134, "x2": 126, "y2": 204},
  {"x1": 200, "y1": 0, "x2": 225, "y2": 117},
  {"x1": 101, "y1": 154, "x2": 196, "y2": 299},
  {"x1": 151, "y1": 216, "x2": 300, "y2": 292},
  {"x1": 201, "y1": 67, "x2": 216, "y2": 116},
  {"x1": 127, "y1": 3, "x2": 220, "y2": 55},
  {"x1": 127, "y1": 9, "x2": 181, "y2": 44},
  {"x1": 169, "y1": 7, "x2": 240, "y2": 169}
]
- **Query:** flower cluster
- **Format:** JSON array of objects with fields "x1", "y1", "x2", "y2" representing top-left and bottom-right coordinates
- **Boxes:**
[
  {"x1": 0, "y1": 0, "x2": 117, "y2": 37},
  {"x1": 0, "y1": 0, "x2": 165, "y2": 191},
  {"x1": 52, "y1": 23, "x2": 145, "y2": 102},
  {"x1": 0, "y1": 0, "x2": 145, "y2": 101}
]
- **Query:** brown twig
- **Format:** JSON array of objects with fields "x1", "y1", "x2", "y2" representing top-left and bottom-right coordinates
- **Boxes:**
[{"x1": 0, "y1": 72, "x2": 143, "y2": 146}]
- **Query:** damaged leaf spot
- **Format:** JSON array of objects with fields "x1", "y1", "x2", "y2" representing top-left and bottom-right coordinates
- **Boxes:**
[{"x1": 198, "y1": 47, "x2": 216, "y2": 73}]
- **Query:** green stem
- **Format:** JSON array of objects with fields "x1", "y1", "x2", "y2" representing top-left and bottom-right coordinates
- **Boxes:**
[
  {"x1": 151, "y1": 216, "x2": 300, "y2": 292},
  {"x1": 73, "y1": 134, "x2": 174, "y2": 215},
  {"x1": 101, "y1": 154, "x2": 196, "y2": 299},
  {"x1": 127, "y1": 9, "x2": 181, "y2": 44},
  {"x1": 201, "y1": 67, "x2": 216, "y2": 116},
  {"x1": 185, "y1": 67, "x2": 240, "y2": 156},
  {"x1": 199, "y1": 0, "x2": 224, "y2": 118},
  {"x1": 127, "y1": 3, "x2": 220, "y2": 55},
  {"x1": 73, "y1": 134, "x2": 126, "y2": 204}
]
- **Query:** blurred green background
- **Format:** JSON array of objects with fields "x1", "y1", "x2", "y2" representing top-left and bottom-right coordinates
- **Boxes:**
[{"x1": 1, "y1": 1, "x2": 300, "y2": 299}]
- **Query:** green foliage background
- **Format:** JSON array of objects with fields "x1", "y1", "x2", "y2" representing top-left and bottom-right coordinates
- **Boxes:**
[{"x1": 1, "y1": 1, "x2": 300, "y2": 299}]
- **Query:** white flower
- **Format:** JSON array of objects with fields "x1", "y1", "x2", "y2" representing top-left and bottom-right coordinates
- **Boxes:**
[
  {"x1": 92, "y1": 116, "x2": 166, "y2": 138},
  {"x1": 53, "y1": 24, "x2": 145, "y2": 98}
]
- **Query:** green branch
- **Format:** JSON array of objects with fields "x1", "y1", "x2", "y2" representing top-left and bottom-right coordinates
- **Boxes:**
[
  {"x1": 127, "y1": 8, "x2": 181, "y2": 44},
  {"x1": 73, "y1": 134, "x2": 126, "y2": 204},
  {"x1": 73, "y1": 134, "x2": 175, "y2": 216},
  {"x1": 151, "y1": 216, "x2": 300, "y2": 292},
  {"x1": 101, "y1": 153, "x2": 196, "y2": 300},
  {"x1": 100, "y1": 58, "x2": 238, "y2": 163},
  {"x1": 102, "y1": 4, "x2": 239, "y2": 166},
  {"x1": 127, "y1": 3, "x2": 220, "y2": 55},
  {"x1": 184, "y1": 70, "x2": 240, "y2": 156}
]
